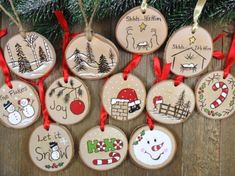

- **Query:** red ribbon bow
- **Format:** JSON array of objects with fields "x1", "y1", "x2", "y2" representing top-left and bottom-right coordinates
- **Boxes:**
[
  {"x1": 153, "y1": 56, "x2": 171, "y2": 83},
  {"x1": 123, "y1": 54, "x2": 142, "y2": 80},
  {"x1": 0, "y1": 29, "x2": 12, "y2": 88}
]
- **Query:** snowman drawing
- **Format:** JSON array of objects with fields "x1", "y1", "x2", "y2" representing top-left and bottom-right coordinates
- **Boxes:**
[
  {"x1": 4, "y1": 101, "x2": 22, "y2": 125},
  {"x1": 50, "y1": 142, "x2": 60, "y2": 161},
  {"x1": 132, "y1": 129, "x2": 172, "y2": 166},
  {"x1": 18, "y1": 98, "x2": 35, "y2": 118}
]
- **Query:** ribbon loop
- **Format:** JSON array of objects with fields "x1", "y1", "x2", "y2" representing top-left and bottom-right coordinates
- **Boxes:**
[
  {"x1": 224, "y1": 34, "x2": 235, "y2": 78},
  {"x1": 174, "y1": 75, "x2": 184, "y2": 86},
  {"x1": 100, "y1": 105, "x2": 108, "y2": 131},
  {"x1": 153, "y1": 57, "x2": 171, "y2": 83},
  {"x1": 141, "y1": 0, "x2": 148, "y2": 13},
  {"x1": 123, "y1": 54, "x2": 142, "y2": 80},
  {"x1": 0, "y1": 28, "x2": 12, "y2": 88},
  {"x1": 192, "y1": 0, "x2": 207, "y2": 33},
  {"x1": 146, "y1": 112, "x2": 154, "y2": 130}
]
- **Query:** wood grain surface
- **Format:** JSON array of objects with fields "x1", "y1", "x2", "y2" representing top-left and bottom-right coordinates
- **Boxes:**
[{"x1": 0, "y1": 15, "x2": 234, "y2": 176}]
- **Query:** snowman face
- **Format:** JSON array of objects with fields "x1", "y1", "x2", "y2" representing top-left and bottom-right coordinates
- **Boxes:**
[
  {"x1": 19, "y1": 99, "x2": 29, "y2": 107},
  {"x1": 6, "y1": 104, "x2": 15, "y2": 113},
  {"x1": 133, "y1": 130, "x2": 172, "y2": 166},
  {"x1": 8, "y1": 113, "x2": 21, "y2": 125}
]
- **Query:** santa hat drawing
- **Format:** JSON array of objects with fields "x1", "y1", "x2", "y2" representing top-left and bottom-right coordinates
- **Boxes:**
[{"x1": 111, "y1": 88, "x2": 141, "y2": 106}]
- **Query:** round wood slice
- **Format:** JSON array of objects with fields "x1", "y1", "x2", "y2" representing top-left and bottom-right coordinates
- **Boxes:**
[
  {"x1": 4, "y1": 32, "x2": 56, "y2": 80},
  {"x1": 101, "y1": 73, "x2": 146, "y2": 121},
  {"x1": 29, "y1": 124, "x2": 74, "y2": 172},
  {"x1": 146, "y1": 80, "x2": 195, "y2": 124},
  {"x1": 129, "y1": 125, "x2": 177, "y2": 169},
  {"x1": 0, "y1": 80, "x2": 40, "y2": 129},
  {"x1": 195, "y1": 71, "x2": 235, "y2": 119},
  {"x1": 79, "y1": 125, "x2": 128, "y2": 171},
  {"x1": 65, "y1": 33, "x2": 119, "y2": 80},
  {"x1": 45, "y1": 76, "x2": 90, "y2": 125},
  {"x1": 116, "y1": 6, "x2": 168, "y2": 54},
  {"x1": 164, "y1": 26, "x2": 213, "y2": 77}
]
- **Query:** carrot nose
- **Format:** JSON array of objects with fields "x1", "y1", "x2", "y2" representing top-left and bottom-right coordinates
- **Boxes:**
[{"x1": 151, "y1": 142, "x2": 164, "y2": 151}]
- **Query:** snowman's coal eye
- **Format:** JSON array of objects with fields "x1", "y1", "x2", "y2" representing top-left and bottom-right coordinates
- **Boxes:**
[
  {"x1": 147, "y1": 141, "x2": 150, "y2": 144},
  {"x1": 154, "y1": 139, "x2": 157, "y2": 142}
]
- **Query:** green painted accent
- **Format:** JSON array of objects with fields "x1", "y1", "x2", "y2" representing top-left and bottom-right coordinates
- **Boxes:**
[
  {"x1": 104, "y1": 138, "x2": 116, "y2": 152},
  {"x1": 87, "y1": 140, "x2": 99, "y2": 153}
]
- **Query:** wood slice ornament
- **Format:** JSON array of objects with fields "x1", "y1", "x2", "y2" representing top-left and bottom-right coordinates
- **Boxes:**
[
  {"x1": 116, "y1": 6, "x2": 168, "y2": 54},
  {"x1": 129, "y1": 125, "x2": 176, "y2": 169},
  {"x1": 4, "y1": 32, "x2": 56, "y2": 80},
  {"x1": 29, "y1": 124, "x2": 74, "y2": 172},
  {"x1": 146, "y1": 80, "x2": 195, "y2": 124},
  {"x1": 79, "y1": 125, "x2": 128, "y2": 171},
  {"x1": 0, "y1": 80, "x2": 40, "y2": 128},
  {"x1": 164, "y1": 26, "x2": 213, "y2": 77},
  {"x1": 195, "y1": 71, "x2": 235, "y2": 119},
  {"x1": 45, "y1": 77, "x2": 90, "y2": 125},
  {"x1": 101, "y1": 73, "x2": 146, "y2": 121},
  {"x1": 65, "y1": 33, "x2": 119, "y2": 80}
]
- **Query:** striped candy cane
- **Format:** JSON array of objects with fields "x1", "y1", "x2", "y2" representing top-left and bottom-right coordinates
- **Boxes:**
[
  {"x1": 92, "y1": 152, "x2": 121, "y2": 166},
  {"x1": 210, "y1": 82, "x2": 229, "y2": 109}
]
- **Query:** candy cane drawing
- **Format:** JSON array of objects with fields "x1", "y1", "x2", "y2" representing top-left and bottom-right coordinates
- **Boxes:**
[
  {"x1": 210, "y1": 82, "x2": 229, "y2": 109},
  {"x1": 92, "y1": 152, "x2": 121, "y2": 166}
]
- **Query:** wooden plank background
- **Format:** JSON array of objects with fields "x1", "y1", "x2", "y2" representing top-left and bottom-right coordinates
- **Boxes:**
[{"x1": 0, "y1": 14, "x2": 235, "y2": 176}]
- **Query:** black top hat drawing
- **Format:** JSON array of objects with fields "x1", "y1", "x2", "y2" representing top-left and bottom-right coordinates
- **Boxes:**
[
  {"x1": 3, "y1": 101, "x2": 12, "y2": 110},
  {"x1": 49, "y1": 142, "x2": 58, "y2": 149}
]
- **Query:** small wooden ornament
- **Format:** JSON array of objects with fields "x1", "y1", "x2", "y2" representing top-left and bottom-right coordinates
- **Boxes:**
[
  {"x1": 101, "y1": 73, "x2": 146, "y2": 121},
  {"x1": 79, "y1": 125, "x2": 128, "y2": 171},
  {"x1": 65, "y1": 33, "x2": 119, "y2": 80},
  {"x1": 146, "y1": 80, "x2": 195, "y2": 124},
  {"x1": 4, "y1": 32, "x2": 56, "y2": 80},
  {"x1": 116, "y1": 6, "x2": 168, "y2": 54},
  {"x1": 195, "y1": 71, "x2": 235, "y2": 119},
  {"x1": 165, "y1": 26, "x2": 213, "y2": 77},
  {"x1": 0, "y1": 80, "x2": 40, "y2": 128},
  {"x1": 29, "y1": 124, "x2": 74, "y2": 172},
  {"x1": 45, "y1": 76, "x2": 90, "y2": 125},
  {"x1": 129, "y1": 125, "x2": 177, "y2": 169}
]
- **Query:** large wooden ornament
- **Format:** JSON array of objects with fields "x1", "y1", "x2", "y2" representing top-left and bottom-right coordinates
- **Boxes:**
[
  {"x1": 165, "y1": 26, "x2": 213, "y2": 77},
  {"x1": 79, "y1": 125, "x2": 128, "y2": 171},
  {"x1": 195, "y1": 71, "x2": 235, "y2": 119},
  {"x1": 0, "y1": 80, "x2": 40, "y2": 128},
  {"x1": 29, "y1": 124, "x2": 74, "y2": 172},
  {"x1": 102, "y1": 73, "x2": 146, "y2": 121},
  {"x1": 116, "y1": 6, "x2": 168, "y2": 54},
  {"x1": 146, "y1": 80, "x2": 195, "y2": 124},
  {"x1": 129, "y1": 125, "x2": 177, "y2": 169},
  {"x1": 65, "y1": 33, "x2": 119, "y2": 80},
  {"x1": 4, "y1": 32, "x2": 56, "y2": 80},
  {"x1": 45, "y1": 77, "x2": 90, "y2": 125}
]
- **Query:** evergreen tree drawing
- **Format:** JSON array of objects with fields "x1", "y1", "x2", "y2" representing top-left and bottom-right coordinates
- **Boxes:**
[
  {"x1": 15, "y1": 43, "x2": 33, "y2": 73},
  {"x1": 175, "y1": 90, "x2": 185, "y2": 108},
  {"x1": 86, "y1": 42, "x2": 95, "y2": 63},
  {"x1": 39, "y1": 46, "x2": 47, "y2": 62},
  {"x1": 109, "y1": 49, "x2": 115, "y2": 66},
  {"x1": 98, "y1": 54, "x2": 111, "y2": 73},
  {"x1": 184, "y1": 101, "x2": 191, "y2": 109},
  {"x1": 74, "y1": 49, "x2": 87, "y2": 72}
]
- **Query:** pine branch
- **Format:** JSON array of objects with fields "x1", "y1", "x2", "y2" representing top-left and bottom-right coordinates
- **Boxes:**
[{"x1": 0, "y1": 0, "x2": 234, "y2": 42}]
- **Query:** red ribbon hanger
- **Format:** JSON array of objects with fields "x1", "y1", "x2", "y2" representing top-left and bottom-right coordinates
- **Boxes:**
[
  {"x1": 153, "y1": 56, "x2": 171, "y2": 83},
  {"x1": 146, "y1": 112, "x2": 154, "y2": 130},
  {"x1": 123, "y1": 54, "x2": 142, "y2": 80},
  {"x1": 54, "y1": 10, "x2": 80, "y2": 83},
  {"x1": 100, "y1": 104, "x2": 108, "y2": 131},
  {"x1": 224, "y1": 33, "x2": 235, "y2": 78},
  {"x1": 0, "y1": 29, "x2": 12, "y2": 88},
  {"x1": 212, "y1": 32, "x2": 227, "y2": 60},
  {"x1": 174, "y1": 75, "x2": 184, "y2": 86}
]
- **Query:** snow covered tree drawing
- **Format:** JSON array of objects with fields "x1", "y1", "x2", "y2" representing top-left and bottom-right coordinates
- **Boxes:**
[
  {"x1": 39, "y1": 46, "x2": 47, "y2": 62},
  {"x1": 74, "y1": 49, "x2": 87, "y2": 72},
  {"x1": 175, "y1": 90, "x2": 185, "y2": 108},
  {"x1": 86, "y1": 42, "x2": 95, "y2": 63},
  {"x1": 15, "y1": 43, "x2": 32, "y2": 73},
  {"x1": 24, "y1": 33, "x2": 40, "y2": 67},
  {"x1": 109, "y1": 49, "x2": 115, "y2": 66},
  {"x1": 98, "y1": 54, "x2": 111, "y2": 73}
]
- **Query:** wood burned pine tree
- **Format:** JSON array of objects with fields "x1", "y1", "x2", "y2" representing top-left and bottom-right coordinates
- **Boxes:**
[
  {"x1": 98, "y1": 55, "x2": 111, "y2": 73},
  {"x1": 109, "y1": 49, "x2": 115, "y2": 66},
  {"x1": 74, "y1": 49, "x2": 86, "y2": 72},
  {"x1": 175, "y1": 90, "x2": 185, "y2": 108},
  {"x1": 15, "y1": 43, "x2": 33, "y2": 73},
  {"x1": 86, "y1": 42, "x2": 95, "y2": 63},
  {"x1": 39, "y1": 46, "x2": 47, "y2": 63}
]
